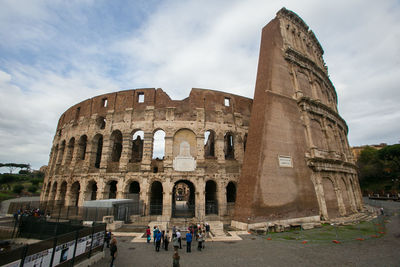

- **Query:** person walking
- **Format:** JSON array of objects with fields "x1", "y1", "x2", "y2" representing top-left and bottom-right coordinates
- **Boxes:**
[
  {"x1": 153, "y1": 226, "x2": 158, "y2": 246},
  {"x1": 155, "y1": 230, "x2": 162, "y2": 252},
  {"x1": 197, "y1": 231, "x2": 203, "y2": 251},
  {"x1": 146, "y1": 226, "x2": 151, "y2": 243},
  {"x1": 109, "y1": 237, "x2": 117, "y2": 267},
  {"x1": 164, "y1": 230, "x2": 170, "y2": 251},
  {"x1": 186, "y1": 231, "x2": 192, "y2": 253},
  {"x1": 173, "y1": 251, "x2": 180, "y2": 267},
  {"x1": 105, "y1": 231, "x2": 111, "y2": 248},
  {"x1": 205, "y1": 222, "x2": 210, "y2": 238},
  {"x1": 176, "y1": 229, "x2": 182, "y2": 249},
  {"x1": 172, "y1": 234, "x2": 179, "y2": 251}
]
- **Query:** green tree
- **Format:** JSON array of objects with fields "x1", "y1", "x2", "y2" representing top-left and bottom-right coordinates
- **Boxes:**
[
  {"x1": 13, "y1": 184, "x2": 24, "y2": 194},
  {"x1": 378, "y1": 144, "x2": 400, "y2": 178},
  {"x1": 0, "y1": 174, "x2": 16, "y2": 190},
  {"x1": 357, "y1": 146, "x2": 383, "y2": 184},
  {"x1": 28, "y1": 185, "x2": 38, "y2": 193},
  {"x1": 31, "y1": 178, "x2": 41, "y2": 186}
]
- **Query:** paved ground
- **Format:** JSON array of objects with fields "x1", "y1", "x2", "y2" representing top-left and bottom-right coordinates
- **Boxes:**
[{"x1": 96, "y1": 214, "x2": 400, "y2": 267}]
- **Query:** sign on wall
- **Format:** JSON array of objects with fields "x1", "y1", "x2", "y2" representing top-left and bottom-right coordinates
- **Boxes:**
[{"x1": 278, "y1": 155, "x2": 293, "y2": 167}]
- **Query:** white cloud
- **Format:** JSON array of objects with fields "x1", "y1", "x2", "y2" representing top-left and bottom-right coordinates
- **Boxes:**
[{"x1": 0, "y1": 0, "x2": 399, "y2": 170}]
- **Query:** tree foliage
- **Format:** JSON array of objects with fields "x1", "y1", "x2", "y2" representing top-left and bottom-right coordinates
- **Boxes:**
[
  {"x1": 357, "y1": 144, "x2": 400, "y2": 191},
  {"x1": 13, "y1": 184, "x2": 24, "y2": 194},
  {"x1": 0, "y1": 174, "x2": 16, "y2": 190},
  {"x1": 0, "y1": 163, "x2": 30, "y2": 174}
]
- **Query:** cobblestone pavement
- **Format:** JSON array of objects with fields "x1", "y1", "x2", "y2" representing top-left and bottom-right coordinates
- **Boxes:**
[{"x1": 95, "y1": 214, "x2": 400, "y2": 267}]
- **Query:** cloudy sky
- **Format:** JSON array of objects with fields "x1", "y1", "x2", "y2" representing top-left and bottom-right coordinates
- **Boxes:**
[{"x1": 0, "y1": 0, "x2": 399, "y2": 170}]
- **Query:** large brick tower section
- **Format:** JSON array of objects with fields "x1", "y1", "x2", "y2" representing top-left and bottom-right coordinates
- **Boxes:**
[{"x1": 233, "y1": 8, "x2": 361, "y2": 225}]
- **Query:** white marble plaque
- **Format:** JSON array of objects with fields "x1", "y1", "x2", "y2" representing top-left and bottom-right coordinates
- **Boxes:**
[
  {"x1": 173, "y1": 141, "x2": 196, "y2": 171},
  {"x1": 278, "y1": 155, "x2": 293, "y2": 167}
]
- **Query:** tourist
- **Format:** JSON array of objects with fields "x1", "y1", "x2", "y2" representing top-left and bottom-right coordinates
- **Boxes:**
[
  {"x1": 105, "y1": 231, "x2": 112, "y2": 248},
  {"x1": 155, "y1": 230, "x2": 162, "y2": 252},
  {"x1": 205, "y1": 222, "x2": 210, "y2": 237},
  {"x1": 197, "y1": 231, "x2": 203, "y2": 251},
  {"x1": 161, "y1": 230, "x2": 165, "y2": 248},
  {"x1": 176, "y1": 229, "x2": 182, "y2": 249},
  {"x1": 380, "y1": 207, "x2": 384, "y2": 215},
  {"x1": 172, "y1": 234, "x2": 179, "y2": 251},
  {"x1": 172, "y1": 225, "x2": 176, "y2": 236},
  {"x1": 146, "y1": 226, "x2": 151, "y2": 243},
  {"x1": 173, "y1": 251, "x2": 180, "y2": 267},
  {"x1": 109, "y1": 237, "x2": 117, "y2": 267},
  {"x1": 153, "y1": 226, "x2": 158, "y2": 245},
  {"x1": 202, "y1": 230, "x2": 206, "y2": 249},
  {"x1": 164, "y1": 230, "x2": 170, "y2": 251},
  {"x1": 186, "y1": 231, "x2": 192, "y2": 253}
]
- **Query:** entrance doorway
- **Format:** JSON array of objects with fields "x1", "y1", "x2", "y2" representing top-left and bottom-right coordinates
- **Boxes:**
[
  {"x1": 150, "y1": 181, "x2": 163, "y2": 215},
  {"x1": 172, "y1": 180, "x2": 195, "y2": 218},
  {"x1": 205, "y1": 180, "x2": 218, "y2": 215}
]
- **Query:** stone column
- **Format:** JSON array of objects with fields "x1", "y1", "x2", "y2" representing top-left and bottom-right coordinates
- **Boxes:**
[
  {"x1": 162, "y1": 179, "x2": 172, "y2": 220},
  {"x1": 218, "y1": 183, "x2": 227, "y2": 216},
  {"x1": 216, "y1": 133, "x2": 225, "y2": 164},
  {"x1": 314, "y1": 175, "x2": 328, "y2": 220},
  {"x1": 141, "y1": 131, "x2": 153, "y2": 171},
  {"x1": 119, "y1": 133, "x2": 132, "y2": 172},
  {"x1": 100, "y1": 134, "x2": 111, "y2": 172},
  {"x1": 196, "y1": 181, "x2": 205, "y2": 220},
  {"x1": 96, "y1": 180, "x2": 106, "y2": 200},
  {"x1": 196, "y1": 135, "x2": 205, "y2": 162},
  {"x1": 164, "y1": 135, "x2": 173, "y2": 169},
  {"x1": 116, "y1": 178, "x2": 125, "y2": 199}
]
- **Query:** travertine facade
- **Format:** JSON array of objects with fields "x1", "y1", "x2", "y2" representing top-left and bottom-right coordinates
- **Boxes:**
[
  {"x1": 41, "y1": 88, "x2": 251, "y2": 221},
  {"x1": 41, "y1": 8, "x2": 363, "y2": 224}
]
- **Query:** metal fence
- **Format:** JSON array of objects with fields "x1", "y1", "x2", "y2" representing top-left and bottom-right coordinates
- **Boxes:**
[
  {"x1": 6, "y1": 200, "x2": 237, "y2": 225},
  {"x1": 0, "y1": 222, "x2": 106, "y2": 267}
]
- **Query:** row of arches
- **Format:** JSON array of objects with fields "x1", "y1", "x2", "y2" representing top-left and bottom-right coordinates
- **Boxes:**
[
  {"x1": 49, "y1": 128, "x2": 247, "y2": 174},
  {"x1": 43, "y1": 179, "x2": 237, "y2": 218},
  {"x1": 319, "y1": 175, "x2": 361, "y2": 219}
]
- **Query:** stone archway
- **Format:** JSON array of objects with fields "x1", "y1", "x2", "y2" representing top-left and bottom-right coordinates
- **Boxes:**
[
  {"x1": 127, "y1": 181, "x2": 141, "y2": 214},
  {"x1": 150, "y1": 181, "x2": 163, "y2": 215},
  {"x1": 107, "y1": 180, "x2": 118, "y2": 199},
  {"x1": 70, "y1": 182, "x2": 80, "y2": 206},
  {"x1": 322, "y1": 177, "x2": 339, "y2": 219},
  {"x1": 86, "y1": 180, "x2": 97, "y2": 201},
  {"x1": 205, "y1": 180, "x2": 218, "y2": 215},
  {"x1": 172, "y1": 180, "x2": 195, "y2": 218},
  {"x1": 59, "y1": 181, "x2": 67, "y2": 206}
]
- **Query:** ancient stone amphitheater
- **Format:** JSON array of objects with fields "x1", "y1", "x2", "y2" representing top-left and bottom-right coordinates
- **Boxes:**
[{"x1": 41, "y1": 8, "x2": 364, "y2": 226}]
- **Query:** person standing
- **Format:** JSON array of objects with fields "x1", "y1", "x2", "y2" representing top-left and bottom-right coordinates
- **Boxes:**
[
  {"x1": 172, "y1": 234, "x2": 179, "y2": 251},
  {"x1": 173, "y1": 251, "x2": 180, "y2": 267},
  {"x1": 105, "y1": 231, "x2": 111, "y2": 248},
  {"x1": 109, "y1": 237, "x2": 117, "y2": 267},
  {"x1": 146, "y1": 226, "x2": 151, "y2": 243},
  {"x1": 197, "y1": 231, "x2": 203, "y2": 251},
  {"x1": 205, "y1": 222, "x2": 210, "y2": 238},
  {"x1": 153, "y1": 226, "x2": 158, "y2": 246},
  {"x1": 164, "y1": 230, "x2": 170, "y2": 251},
  {"x1": 176, "y1": 229, "x2": 182, "y2": 249},
  {"x1": 186, "y1": 231, "x2": 192, "y2": 253},
  {"x1": 155, "y1": 230, "x2": 162, "y2": 252}
]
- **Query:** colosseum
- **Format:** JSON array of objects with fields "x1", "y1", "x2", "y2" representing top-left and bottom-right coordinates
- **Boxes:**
[{"x1": 41, "y1": 8, "x2": 364, "y2": 227}]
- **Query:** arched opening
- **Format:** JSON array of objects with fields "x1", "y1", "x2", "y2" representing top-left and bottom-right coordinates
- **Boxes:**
[
  {"x1": 339, "y1": 178, "x2": 351, "y2": 215},
  {"x1": 172, "y1": 180, "x2": 195, "y2": 218},
  {"x1": 65, "y1": 138, "x2": 75, "y2": 165},
  {"x1": 50, "y1": 182, "x2": 58, "y2": 202},
  {"x1": 322, "y1": 177, "x2": 340, "y2": 219},
  {"x1": 224, "y1": 132, "x2": 235, "y2": 159},
  {"x1": 93, "y1": 134, "x2": 103, "y2": 168},
  {"x1": 78, "y1": 135, "x2": 87, "y2": 160},
  {"x1": 150, "y1": 181, "x2": 163, "y2": 215},
  {"x1": 56, "y1": 141, "x2": 66, "y2": 172},
  {"x1": 44, "y1": 182, "x2": 51, "y2": 201},
  {"x1": 127, "y1": 181, "x2": 141, "y2": 214},
  {"x1": 86, "y1": 180, "x2": 97, "y2": 201},
  {"x1": 226, "y1": 182, "x2": 236, "y2": 203},
  {"x1": 131, "y1": 131, "x2": 144, "y2": 162},
  {"x1": 152, "y1": 130, "x2": 165, "y2": 159},
  {"x1": 108, "y1": 181, "x2": 117, "y2": 199},
  {"x1": 205, "y1": 180, "x2": 218, "y2": 215},
  {"x1": 204, "y1": 130, "x2": 215, "y2": 158},
  {"x1": 110, "y1": 130, "x2": 123, "y2": 162},
  {"x1": 70, "y1": 182, "x2": 80, "y2": 207},
  {"x1": 59, "y1": 181, "x2": 67, "y2": 206},
  {"x1": 97, "y1": 116, "x2": 106, "y2": 129}
]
